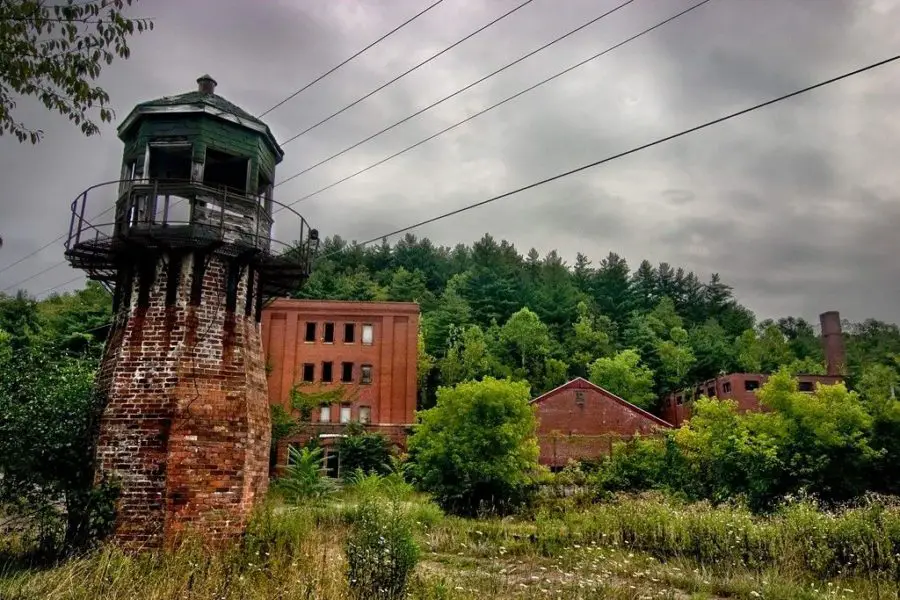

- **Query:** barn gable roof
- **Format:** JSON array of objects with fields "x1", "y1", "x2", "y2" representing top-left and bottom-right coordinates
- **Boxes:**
[{"x1": 530, "y1": 377, "x2": 672, "y2": 428}]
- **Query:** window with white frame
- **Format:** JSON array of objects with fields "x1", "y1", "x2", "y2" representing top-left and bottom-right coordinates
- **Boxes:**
[
  {"x1": 319, "y1": 405, "x2": 331, "y2": 423},
  {"x1": 340, "y1": 405, "x2": 352, "y2": 423},
  {"x1": 361, "y1": 324, "x2": 374, "y2": 345}
]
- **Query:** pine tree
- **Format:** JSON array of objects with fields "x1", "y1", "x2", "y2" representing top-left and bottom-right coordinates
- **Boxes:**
[
  {"x1": 631, "y1": 260, "x2": 657, "y2": 311},
  {"x1": 591, "y1": 252, "x2": 633, "y2": 326},
  {"x1": 531, "y1": 250, "x2": 580, "y2": 339}
]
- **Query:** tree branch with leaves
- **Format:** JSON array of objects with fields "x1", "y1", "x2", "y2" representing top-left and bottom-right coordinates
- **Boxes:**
[{"x1": 0, "y1": 0, "x2": 153, "y2": 142}]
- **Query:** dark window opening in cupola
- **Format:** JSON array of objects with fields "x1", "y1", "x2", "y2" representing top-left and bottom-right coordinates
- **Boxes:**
[
  {"x1": 148, "y1": 144, "x2": 192, "y2": 181},
  {"x1": 204, "y1": 148, "x2": 249, "y2": 192}
]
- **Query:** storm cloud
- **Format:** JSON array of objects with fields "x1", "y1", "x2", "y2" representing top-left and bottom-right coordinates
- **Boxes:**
[{"x1": 1, "y1": 0, "x2": 898, "y2": 324}]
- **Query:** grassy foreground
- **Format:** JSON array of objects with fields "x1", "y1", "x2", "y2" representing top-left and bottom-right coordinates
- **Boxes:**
[{"x1": 1, "y1": 489, "x2": 899, "y2": 600}]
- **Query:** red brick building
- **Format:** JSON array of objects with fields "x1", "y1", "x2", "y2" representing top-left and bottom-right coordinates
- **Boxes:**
[
  {"x1": 661, "y1": 372, "x2": 843, "y2": 426},
  {"x1": 531, "y1": 377, "x2": 672, "y2": 469},
  {"x1": 661, "y1": 311, "x2": 847, "y2": 427},
  {"x1": 261, "y1": 299, "x2": 419, "y2": 469}
]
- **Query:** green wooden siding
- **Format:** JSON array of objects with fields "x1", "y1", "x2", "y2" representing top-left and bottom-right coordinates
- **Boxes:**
[{"x1": 120, "y1": 114, "x2": 280, "y2": 192}]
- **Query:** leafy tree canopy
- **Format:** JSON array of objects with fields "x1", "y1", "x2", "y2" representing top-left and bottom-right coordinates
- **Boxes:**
[
  {"x1": 0, "y1": 0, "x2": 153, "y2": 142},
  {"x1": 408, "y1": 377, "x2": 541, "y2": 515},
  {"x1": 588, "y1": 349, "x2": 656, "y2": 411}
]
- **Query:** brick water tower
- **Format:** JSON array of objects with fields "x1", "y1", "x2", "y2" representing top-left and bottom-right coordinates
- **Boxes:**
[{"x1": 64, "y1": 75, "x2": 318, "y2": 548}]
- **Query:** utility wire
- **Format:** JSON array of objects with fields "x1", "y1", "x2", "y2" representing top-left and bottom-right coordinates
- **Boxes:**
[
  {"x1": 2, "y1": 259, "x2": 68, "y2": 293},
  {"x1": 0, "y1": 0, "x2": 448, "y2": 277},
  {"x1": 0, "y1": 0, "x2": 623, "y2": 278},
  {"x1": 26, "y1": 56, "x2": 900, "y2": 300},
  {"x1": 257, "y1": 0, "x2": 448, "y2": 118},
  {"x1": 320, "y1": 53, "x2": 900, "y2": 258},
  {"x1": 0, "y1": 232, "x2": 67, "y2": 276},
  {"x1": 276, "y1": 0, "x2": 705, "y2": 212},
  {"x1": 33, "y1": 274, "x2": 84, "y2": 299},
  {"x1": 279, "y1": 0, "x2": 537, "y2": 147},
  {"x1": 274, "y1": 0, "x2": 638, "y2": 188}
]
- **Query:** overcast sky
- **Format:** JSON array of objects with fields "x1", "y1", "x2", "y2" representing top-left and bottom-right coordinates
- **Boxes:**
[{"x1": 1, "y1": 0, "x2": 899, "y2": 325}]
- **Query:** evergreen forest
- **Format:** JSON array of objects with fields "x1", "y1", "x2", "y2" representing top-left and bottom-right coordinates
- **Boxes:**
[{"x1": 296, "y1": 233, "x2": 900, "y2": 412}]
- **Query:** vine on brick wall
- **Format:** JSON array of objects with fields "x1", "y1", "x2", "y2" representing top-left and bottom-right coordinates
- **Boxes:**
[{"x1": 289, "y1": 384, "x2": 359, "y2": 422}]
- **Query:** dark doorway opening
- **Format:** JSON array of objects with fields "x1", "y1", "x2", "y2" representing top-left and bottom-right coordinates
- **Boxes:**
[{"x1": 324, "y1": 447, "x2": 340, "y2": 478}]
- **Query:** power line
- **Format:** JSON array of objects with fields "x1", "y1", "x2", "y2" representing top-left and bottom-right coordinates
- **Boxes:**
[
  {"x1": 0, "y1": 204, "x2": 116, "y2": 285},
  {"x1": 273, "y1": 0, "x2": 638, "y2": 189},
  {"x1": 0, "y1": 1, "x2": 448, "y2": 277},
  {"x1": 323, "y1": 53, "x2": 900, "y2": 257},
  {"x1": 2, "y1": 260, "x2": 68, "y2": 293},
  {"x1": 33, "y1": 274, "x2": 84, "y2": 299},
  {"x1": 26, "y1": 55, "x2": 900, "y2": 299},
  {"x1": 276, "y1": 0, "x2": 707, "y2": 212},
  {"x1": 0, "y1": 0, "x2": 619, "y2": 278},
  {"x1": 257, "y1": 0, "x2": 448, "y2": 118},
  {"x1": 278, "y1": 0, "x2": 538, "y2": 147},
  {"x1": 0, "y1": 232, "x2": 67, "y2": 276}
]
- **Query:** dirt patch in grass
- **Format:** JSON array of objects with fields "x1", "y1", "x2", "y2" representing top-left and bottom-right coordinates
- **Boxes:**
[{"x1": 420, "y1": 549, "x2": 712, "y2": 600}]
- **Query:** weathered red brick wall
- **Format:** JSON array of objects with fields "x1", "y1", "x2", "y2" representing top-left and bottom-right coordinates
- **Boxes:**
[
  {"x1": 662, "y1": 372, "x2": 844, "y2": 426},
  {"x1": 95, "y1": 253, "x2": 270, "y2": 549},
  {"x1": 532, "y1": 379, "x2": 670, "y2": 468},
  {"x1": 261, "y1": 299, "x2": 419, "y2": 429},
  {"x1": 660, "y1": 401, "x2": 689, "y2": 428}
]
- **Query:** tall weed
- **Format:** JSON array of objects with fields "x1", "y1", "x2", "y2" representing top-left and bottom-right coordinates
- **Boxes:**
[
  {"x1": 346, "y1": 498, "x2": 419, "y2": 600},
  {"x1": 425, "y1": 493, "x2": 900, "y2": 579}
]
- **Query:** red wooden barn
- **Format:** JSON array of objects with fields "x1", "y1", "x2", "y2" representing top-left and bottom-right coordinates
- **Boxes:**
[{"x1": 530, "y1": 377, "x2": 671, "y2": 469}]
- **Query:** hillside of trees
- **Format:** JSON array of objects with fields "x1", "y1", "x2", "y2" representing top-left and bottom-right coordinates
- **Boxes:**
[
  {"x1": 297, "y1": 233, "x2": 900, "y2": 411},
  {"x1": 3, "y1": 233, "x2": 899, "y2": 415}
]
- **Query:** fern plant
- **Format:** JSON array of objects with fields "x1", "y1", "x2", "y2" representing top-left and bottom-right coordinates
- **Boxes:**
[
  {"x1": 346, "y1": 462, "x2": 415, "y2": 502},
  {"x1": 277, "y1": 446, "x2": 336, "y2": 502}
]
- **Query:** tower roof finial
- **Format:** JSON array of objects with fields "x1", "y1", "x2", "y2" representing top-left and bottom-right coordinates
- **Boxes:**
[{"x1": 197, "y1": 74, "x2": 217, "y2": 95}]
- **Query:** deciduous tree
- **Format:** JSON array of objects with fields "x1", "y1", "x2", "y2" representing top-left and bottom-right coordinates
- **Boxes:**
[
  {"x1": 0, "y1": 0, "x2": 153, "y2": 142},
  {"x1": 566, "y1": 300, "x2": 612, "y2": 373},
  {"x1": 588, "y1": 349, "x2": 656, "y2": 410},
  {"x1": 440, "y1": 324, "x2": 498, "y2": 386},
  {"x1": 407, "y1": 377, "x2": 540, "y2": 515}
]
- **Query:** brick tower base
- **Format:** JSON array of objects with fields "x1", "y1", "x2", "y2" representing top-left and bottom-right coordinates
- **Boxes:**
[{"x1": 94, "y1": 253, "x2": 271, "y2": 549}]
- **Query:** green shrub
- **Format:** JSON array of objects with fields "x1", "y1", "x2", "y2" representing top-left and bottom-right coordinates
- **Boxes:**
[
  {"x1": 0, "y1": 342, "x2": 119, "y2": 557},
  {"x1": 338, "y1": 423, "x2": 395, "y2": 479},
  {"x1": 593, "y1": 372, "x2": 884, "y2": 512},
  {"x1": 408, "y1": 377, "x2": 542, "y2": 516},
  {"x1": 594, "y1": 436, "x2": 671, "y2": 492},
  {"x1": 407, "y1": 499, "x2": 444, "y2": 529},
  {"x1": 345, "y1": 499, "x2": 420, "y2": 600}
]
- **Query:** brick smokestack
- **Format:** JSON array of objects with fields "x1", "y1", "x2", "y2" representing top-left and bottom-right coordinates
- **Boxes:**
[{"x1": 820, "y1": 311, "x2": 846, "y2": 376}]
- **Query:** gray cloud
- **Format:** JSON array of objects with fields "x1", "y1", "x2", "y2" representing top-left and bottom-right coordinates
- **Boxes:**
[{"x1": 1, "y1": 0, "x2": 900, "y2": 325}]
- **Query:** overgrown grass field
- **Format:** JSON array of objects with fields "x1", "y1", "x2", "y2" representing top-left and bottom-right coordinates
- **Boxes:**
[{"x1": 2, "y1": 482, "x2": 899, "y2": 600}]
